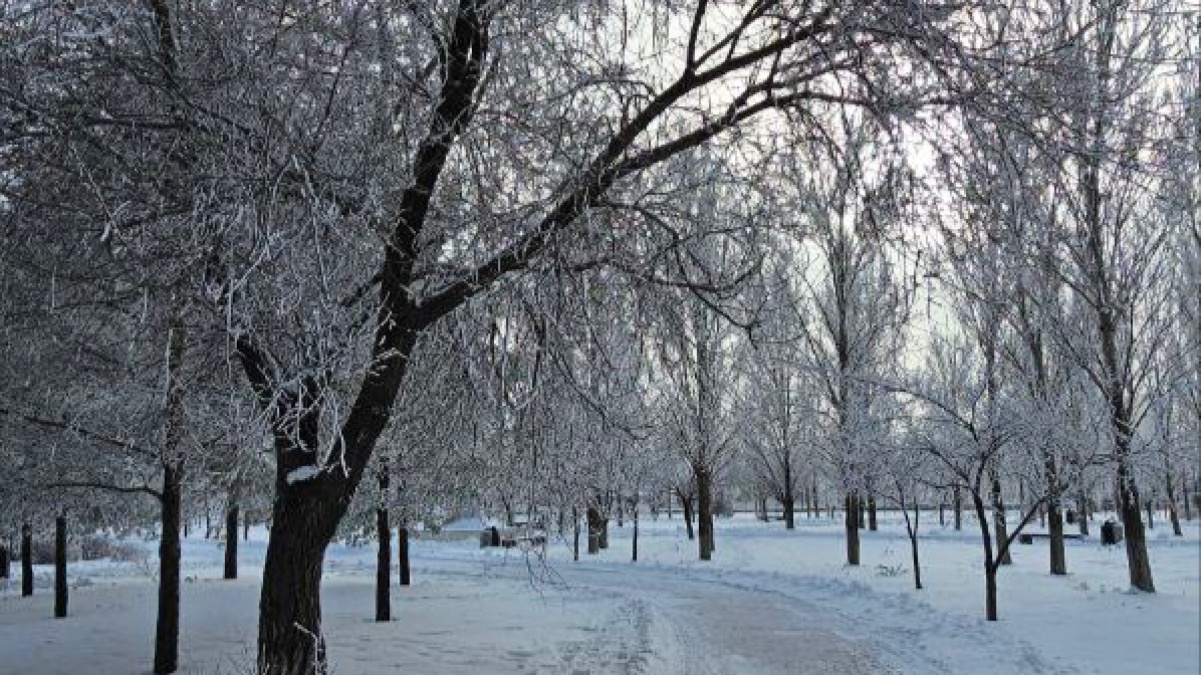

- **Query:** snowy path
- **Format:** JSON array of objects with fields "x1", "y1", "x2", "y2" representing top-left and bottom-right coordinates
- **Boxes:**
[{"x1": 2, "y1": 515, "x2": 1196, "y2": 674}]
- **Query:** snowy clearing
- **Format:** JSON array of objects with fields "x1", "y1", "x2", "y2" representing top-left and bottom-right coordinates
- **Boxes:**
[{"x1": 2, "y1": 513, "x2": 1196, "y2": 674}]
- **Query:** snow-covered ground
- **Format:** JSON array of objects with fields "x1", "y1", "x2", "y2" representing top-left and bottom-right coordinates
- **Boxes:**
[{"x1": 1, "y1": 512, "x2": 1197, "y2": 674}]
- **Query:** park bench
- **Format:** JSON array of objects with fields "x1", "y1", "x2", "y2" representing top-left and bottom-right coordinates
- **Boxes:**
[{"x1": 1018, "y1": 532, "x2": 1083, "y2": 544}]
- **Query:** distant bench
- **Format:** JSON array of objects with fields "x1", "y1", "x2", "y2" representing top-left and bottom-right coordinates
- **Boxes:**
[
  {"x1": 501, "y1": 535, "x2": 547, "y2": 549},
  {"x1": 1018, "y1": 532, "x2": 1083, "y2": 544}
]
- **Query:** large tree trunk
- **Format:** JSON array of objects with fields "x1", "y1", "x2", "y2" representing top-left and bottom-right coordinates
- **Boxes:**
[
  {"x1": 258, "y1": 492, "x2": 335, "y2": 675},
  {"x1": 20, "y1": 522, "x2": 32, "y2": 597},
  {"x1": 586, "y1": 507, "x2": 605, "y2": 555},
  {"x1": 375, "y1": 465, "x2": 390, "y2": 622},
  {"x1": 225, "y1": 502, "x2": 239, "y2": 581},
  {"x1": 1048, "y1": 504, "x2": 1067, "y2": 576},
  {"x1": 1045, "y1": 452, "x2": 1066, "y2": 575},
  {"x1": 696, "y1": 467, "x2": 714, "y2": 561},
  {"x1": 1116, "y1": 456, "x2": 1155, "y2": 592},
  {"x1": 54, "y1": 515, "x2": 67, "y2": 619},
  {"x1": 375, "y1": 507, "x2": 390, "y2": 622},
  {"x1": 154, "y1": 464, "x2": 183, "y2": 674},
  {"x1": 844, "y1": 493, "x2": 861, "y2": 566},
  {"x1": 398, "y1": 527, "x2": 410, "y2": 587}
]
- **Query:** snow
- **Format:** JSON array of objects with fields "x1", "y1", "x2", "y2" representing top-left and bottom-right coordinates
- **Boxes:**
[
  {"x1": 284, "y1": 465, "x2": 321, "y2": 485},
  {"x1": 1, "y1": 513, "x2": 1197, "y2": 674}
]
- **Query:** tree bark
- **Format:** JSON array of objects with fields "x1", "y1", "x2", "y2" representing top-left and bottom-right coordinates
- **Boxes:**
[
  {"x1": 902, "y1": 500, "x2": 922, "y2": 590},
  {"x1": 845, "y1": 493, "x2": 861, "y2": 566},
  {"x1": 1048, "y1": 504, "x2": 1067, "y2": 576},
  {"x1": 992, "y1": 475, "x2": 1011, "y2": 566},
  {"x1": 586, "y1": 507, "x2": 604, "y2": 555},
  {"x1": 783, "y1": 462, "x2": 795, "y2": 529},
  {"x1": 155, "y1": 464, "x2": 182, "y2": 674},
  {"x1": 572, "y1": 506, "x2": 580, "y2": 561},
  {"x1": 971, "y1": 493, "x2": 999, "y2": 621},
  {"x1": 953, "y1": 486, "x2": 963, "y2": 531},
  {"x1": 696, "y1": 467, "x2": 714, "y2": 561},
  {"x1": 632, "y1": 504, "x2": 639, "y2": 562},
  {"x1": 398, "y1": 527, "x2": 410, "y2": 587},
  {"x1": 679, "y1": 491, "x2": 695, "y2": 541},
  {"x1": 21, "y1": 522, "x2": 32, "y2": 597},
  {"x1": 0, "y1": 542, "x2": 8, "y2": 579},
  {"x1": 258, "y1": 491, "x2": 335, "y2": 675},
  {"x1": 1145, "y1": 499, "x2": 1154, "y2": 530},
  {"x1": 225, "y1": 502, "x2": 239, "y2": 580},
  {"x1": 1182, "y1": 475, "x2": 1192, "y2": 521},
  {"x1": 1117, "y1": 456, "x2": 1154, "y2": 591},
  {"x1": 867, "y1": 497, "x2": 878, "y2": 531},
  {"x1": 54, "y1": 515, "x2": 67, "y2": 619},
  {"x1": 375, "y1": 506, "x2": 390, "y2": 622}
]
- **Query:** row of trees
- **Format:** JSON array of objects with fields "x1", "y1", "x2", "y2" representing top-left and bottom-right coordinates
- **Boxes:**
[{"x1": 1, "y1": 1, "x2": 1196, "y2": 673}]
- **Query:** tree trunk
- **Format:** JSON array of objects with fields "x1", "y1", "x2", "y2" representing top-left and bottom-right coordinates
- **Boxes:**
[
  {"x1": 953, "y1": 486, "x2": 962, "y2": 531},
  {"x1": 1165, "y1": 473, "x2": 1182, "y2": 536},
  {"x1": 587, "y1": 507, "x2": 604, "y2": 555},
  {"x1": 20, "y1": 522, "x2": 32, "y2": 597},
  {"x1": 258, "y1": 494, "x2": 334, "y2": 675},
  {"x1": 245, "y1": 517, "x2": 251, "y2": 542},
  {"x1": 375, "y1": 505, "x2": 390, "y2": 622},
  {"x1": 1116, "y1": 457, "x2": 1154, "y2": 591},
  {"x1": 1077, "y1": 491, "x2": 1091, "y2": 536},
  {"x1": 155, "y1": 464, "x2": 182, "y2": 674},
  {"x1": 679, "y1": 491, "x2": 695, "y2": 540},
  {"x1": 398, "y1": 527, "x2": 410, "y2": 587},
  {"x1": 783, "y1": 463, "x2": 795, "y2": 529},
  {"x1": 991, "y1": 476, "x2": 1011, "y2": 565},
  {"x1": 905, "y1": 504, "x2": 922, "y2": 590},
  {"x1": 858, "y1": 498, "x2": 866, "y2": 530},
  {"x1": 696, "y1": 468, "x2": 714, "y2": 561},
  {"x1": 939, "y1": 501, "x2": 945, "y2": 527},
  {"x1": 572, "y1": 507, "x2": 580, "y2": 561},
  {"x1": 985, "y1": 563, "x2": 998, "y2": 622},
  {"x1": 1145, "y1": 499, "x2": 1154, "y2": 530},
  {"x1": 1182, "y1": 475, "x2": 1192, "y2": 521},
  {"x1": 844, "y1": 493, "x2": 860, "y2": 566},
  {"x1": 54, "y1": 515, "x2": 67, "y2": 619},
  {"x1": 0, "y1": 542, "x2": 8, "y2": 579},
  {"x1": 225, "y1": 503, "x2": 239, "y2": 580},
  {"x1": 971, "y1": 493, "x2": 999, "y2": 621},
  {"x1": 1048, "y1": 504, "x2": 1067, "y2": 576},
  {"x1": 867, "y1": 497, "x2": 878, "y2": 531},
  {"x1": 632, "y1": 505, "x2": 639, "y2": 562}
]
